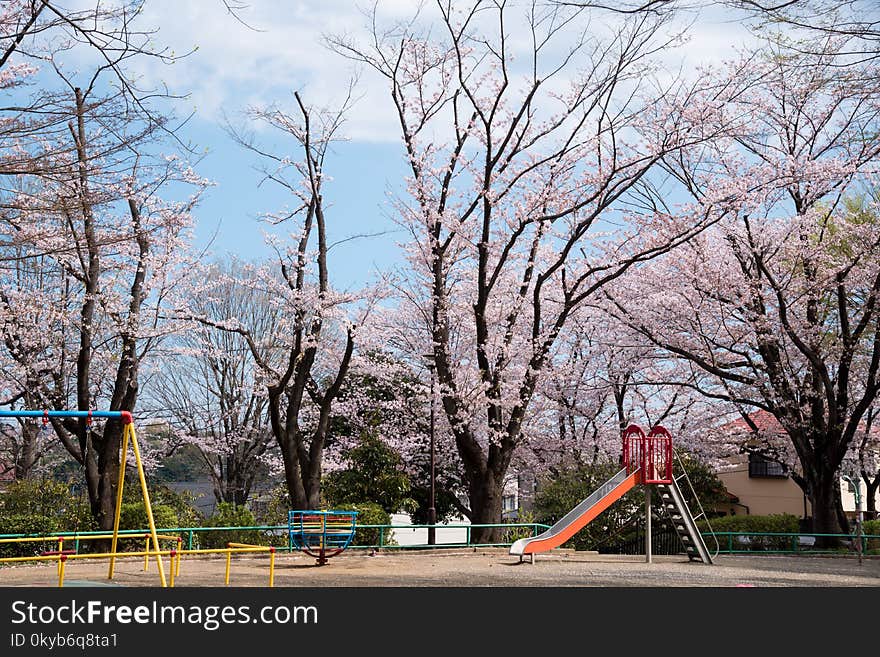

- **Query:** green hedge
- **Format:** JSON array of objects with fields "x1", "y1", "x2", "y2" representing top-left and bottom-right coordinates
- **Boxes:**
[
  {"x1": 114, "y1": 502, "x2": 180, "y2": 552},
  {"x1": 199, "y1": 503, "x2": 264, "y2": 549},
  {"x1": 0, "y1": 480, "x2": 94, "y2": 559},
  {"x1": 0, "y1": 513, "x2": 65, "y2": 558},
  {"x1": 863, "y1": 519, "x2": 880, "y2": 551},
  {"x1": 699, "y1": 513, "x2": 801, "y2": 551},
  {"x1": 330, "y1": 502, "x2": 394, "y2": 547}
]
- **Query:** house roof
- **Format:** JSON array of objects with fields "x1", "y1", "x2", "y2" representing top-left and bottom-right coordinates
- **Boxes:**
[
  {"x1": 722, "y1": 410, "x2": 784, "y2": 435},
  {"x1": 723, "y1": 409, "x2": 880, "y2": 439}
]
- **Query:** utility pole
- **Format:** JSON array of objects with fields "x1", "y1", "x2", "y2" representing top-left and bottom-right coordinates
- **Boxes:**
[
  {"x1": 843, "y1": 474, "x2": 863, "y2": 566},
  {"x1": 423, "y1": 354, "x2": 437, "y2": 546}
]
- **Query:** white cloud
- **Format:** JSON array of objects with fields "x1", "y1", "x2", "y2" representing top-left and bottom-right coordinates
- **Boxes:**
[
  {"x1": 122, "y1": 1, "x2": 761, "y2": 144},
  {"x1": 130, "y1": 0, "x2": 415, "y2": 142}
]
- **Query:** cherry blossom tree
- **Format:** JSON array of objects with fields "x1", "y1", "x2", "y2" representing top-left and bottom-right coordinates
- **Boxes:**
[
  {"x1": 191, "y1": 91, "x2": 383, "y2": 510},
  {"x1": 729, "y1": 0, "x2": 879, "y2": 60},
  {"x1": 332, "y1": 0, "x2": 742, "y2": 541},
  {"x1": 609, "y1": 39, "x2": 880, "y2": 539},
  {"x1": 525, "y1": 312, "x2": 732, "y2": 479},
  {"x1": 0, "y1": 6, "x2": 206, "y2": 527},
  {"x1": 146, "y1": 260, "x2": 279, "y2": 506}
]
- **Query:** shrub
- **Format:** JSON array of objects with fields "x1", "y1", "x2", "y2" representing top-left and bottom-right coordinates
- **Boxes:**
[
  {"x1": 502, "y1": 509, "x2": 538, "y2": 544},
  {"x1": 698, "y1": 513, "x2": 801, "y2": 551},
  {"x1": 0, "y1": 513, "x2": 63, "y2": 558},
  {"x1": 121, "y1": 481, "x2": 203, "y2": 528},
  {"x1": 0, "y1": 479, "x2": 93, "y2": 529},
  {"x1": 149, "y1": 486, "x2": 203, "y2": 529},
  {"x1": 330, "y1": 502, "x2": 393, "y2": 548},
  {"x1": 863, "y1": 519, "x2": 880, "y2": 552},
  {"x1": 109, "y1": 502, "x2": 178, "y2": 553},
  {"x1": 118, "y1": 502, "x2": 179, "y2": 531},
  {"x1": 0, "y1": 479, "x2": 94, "y2": 558},
  {"x1": 322, "y1": 432, "x2": 416, "y2": 516},
  {"x1": 200, "y1": 503, "x2": 263, "y2": 549},
  {"x1": 247, "y1": 487, "x2": 292, "y2": 548},
  {"x1": 253, "y1": 486, "x2": 290, "y2": 527}
]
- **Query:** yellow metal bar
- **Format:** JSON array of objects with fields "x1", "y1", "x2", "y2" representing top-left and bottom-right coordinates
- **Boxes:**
[
  {"x1": 0, "y1": 536, "x2": 63, "y2": 544},
  {"x1": 143, "y1": 536, "x2": 150, "y2": 571},
  {"x1": 0, "y1": 554, "x2": 73, "y2": 564},
  {"x1": 108, "y1": 422, "x2": 130, "y2": 581},
  {"x1": 57, "y1": 538, "x2": 63, "y2": 577},
  {"x1": 0, "y1": 550, "x2": 176, "y2": 566},
  {"x1": 0, "y1": 533, "x2": 180, "y2": 545},
  {"x1": 0, "y1": 548, "x2": 278, "y2": 565},
  {"x1": 175, "y1": 538, "x2": 182, "y2": 578},
  {"x1": 0, "y1": 546, "x2": 271, "y2": 564},
  {"x1": 67, "y1": 550, "x2": 173, "y2": 560},
  {"x1": 269, "y1": 548, "x2": 276, "y2": 587},
  {"x1": 58, "y1": 555, "x2": 67, "y2": 587},
  {"x1": 180, "y1": 547, "x2": 269, "y2": 555},
  {"x1": 129, "y1": 423, "x2": 167, "y2": 587},
  {"x1": 169, "y1": 550, "x2": 176, "y2": 587},
  {"x1": 224, "y1": 549, "x2": 232, "y2": 586}
]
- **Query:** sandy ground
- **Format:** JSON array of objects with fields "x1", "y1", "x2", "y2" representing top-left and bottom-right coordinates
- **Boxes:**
[{"x1": 2, "y1": 548, "x2": 880, "y2": 587}]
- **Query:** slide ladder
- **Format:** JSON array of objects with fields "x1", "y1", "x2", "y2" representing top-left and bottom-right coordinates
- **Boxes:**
[
  {"x1": 655, "y1": 476, "x2": 716, "y2": 564},
  {"x1": 509, "y1": 467, "x2": 639, "y2": 561}
]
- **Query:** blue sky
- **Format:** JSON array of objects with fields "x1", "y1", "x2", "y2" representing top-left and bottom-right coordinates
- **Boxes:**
[
  {"x1": 184, "y1": 118, "x2": 410, "y2": 291},
  {"x1": 119, "y1": 1, "x2": 756, "y2": 290}
]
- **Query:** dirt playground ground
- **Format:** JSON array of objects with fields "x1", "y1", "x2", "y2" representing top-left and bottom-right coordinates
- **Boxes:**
[{"x1": 2, "y1": 548, "x2": 879, "y2": 587}]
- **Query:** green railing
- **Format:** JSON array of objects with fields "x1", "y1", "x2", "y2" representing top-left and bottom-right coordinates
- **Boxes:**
[
  {"x1": 5, "y1": 525, "x2": 873, "y2": 557},
  {"x1": 706, "y1": 531, "x2": 880, "y2": 555},
  {"x1": 0, "y1": 522, "x2": 550, "y2": 555},
  {"x1": 346, "y1": 522, "x2": 551, "y2": 550}
]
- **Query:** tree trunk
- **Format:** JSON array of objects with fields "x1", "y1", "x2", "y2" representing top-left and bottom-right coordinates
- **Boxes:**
[
  {"x1": 808, "y1": 469, "x2": 846, "y2": 548},
  {"x1": 468, "y1": 471, "x2": 504, "y2": 544},
  {"x1": 278, "y1": 438, "x2": 321, "y2": 510},
  {"x1": 865, "y1": 479, "x2": 878, "y2": 519},
  {"x1": 284, "y1": 465, "x2": 321, "y2": 509},
  {"x1": 280, "y1": 441, "x2": 305, "y2": 509},
  {"x1": 14, "y1": 422, "x2": 39, "y2": 480},
  {"x1": 214, "y1": 459, "x2": 254, "y2": 507},
  {"x1": 90, "y1": 421, "x2": 123, "y2": 532}
]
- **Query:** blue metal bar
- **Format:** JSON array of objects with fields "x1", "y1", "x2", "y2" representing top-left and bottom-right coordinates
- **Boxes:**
[{"x1": 0, "y1": 410, "x2": 126, "y2": 419}]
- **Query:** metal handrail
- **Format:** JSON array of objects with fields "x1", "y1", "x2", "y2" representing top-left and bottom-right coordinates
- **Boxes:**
[
  {"x1": 671, "y1": 447, "x2": 720, "y2": 558},
  {"x1": 0, "y1": 521, "x2": 551, "y2": 553},
  {"x1": 707, "y1": 531, "x2": 880, "y2": 554},
  {"x1": 2, "y1": 525, "x2": 877, "y2": 556}
]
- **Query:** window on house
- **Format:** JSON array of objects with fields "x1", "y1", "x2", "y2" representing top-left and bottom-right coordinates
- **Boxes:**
[{"x1": 748, "y1": 453, "x2": 787, "y2": 478}]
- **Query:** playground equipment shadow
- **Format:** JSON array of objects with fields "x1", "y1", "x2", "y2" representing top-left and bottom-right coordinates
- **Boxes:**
[{"x1": 2, "y1": 548, "x2": 879, "y2": 587}]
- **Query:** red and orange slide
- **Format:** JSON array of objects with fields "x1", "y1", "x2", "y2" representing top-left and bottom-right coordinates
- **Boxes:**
[{"x1": 509, "y1": 467, "x2": 639, "y2": 558}]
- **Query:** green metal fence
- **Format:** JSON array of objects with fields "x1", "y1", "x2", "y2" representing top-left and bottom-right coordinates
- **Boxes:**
[
  {"x1": 2, "y1": 525, "x2": 877, "y2": 557},
  {"x1": 0, "y1": 522, "x2": 551, "y2": 555},
  {"x1": 708, "y1": 531, "x2": 880, "y2": 555}
]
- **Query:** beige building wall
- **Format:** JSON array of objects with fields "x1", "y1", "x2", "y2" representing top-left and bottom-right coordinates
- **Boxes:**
[
  {"x1": 841, "y1": 480, "x2": 880, "y2": 518},
  {"x1": 717, "y1": 464, "x2": 810, "y2": 517}
]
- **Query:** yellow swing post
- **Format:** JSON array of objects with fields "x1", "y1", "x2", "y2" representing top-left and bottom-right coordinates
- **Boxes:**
[{"x1": 109, "y1": 415, "x2": 167, "y2": 587}]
